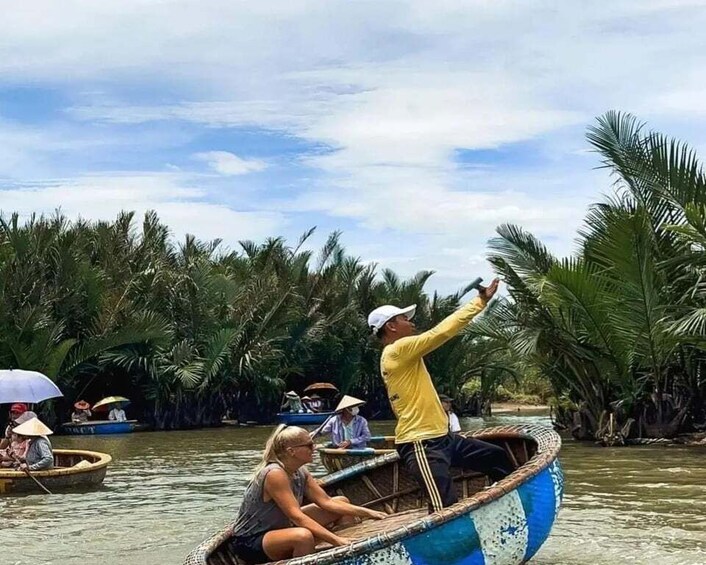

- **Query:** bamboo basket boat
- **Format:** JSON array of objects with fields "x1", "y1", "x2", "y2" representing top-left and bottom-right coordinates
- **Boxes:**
[
  {"x1": 318, "y1": 435, "x2": 396, "y2": 472},
  {"x1": 275, "y1": 412, "x2": 335, "y2": 426},
  {"x1": 61, "y1": 419, "x2": 148, "y2": 435},
  {"x1": 0, "y1": 449, "x2": 112, "y2": 495},
  {"x1": 184, "y1": 424, "x2": 563, "y2": 565}
]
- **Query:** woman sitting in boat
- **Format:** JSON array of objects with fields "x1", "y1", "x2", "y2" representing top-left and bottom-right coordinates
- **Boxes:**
[
  {"x1": 71, "y1": 400, "x2": 92, "y2": 423},
  {"x1": 230, "y1": 424, "x2": 386, "y2": 564},
  {"x1": 317, "y1": 395, "x2": 371, "y2": 449},
  {"x1": 11, "y1": 413, "x2": 54, "y2": 472}
]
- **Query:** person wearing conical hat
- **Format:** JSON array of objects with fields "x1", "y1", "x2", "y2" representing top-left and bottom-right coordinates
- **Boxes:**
[
  {"x1": 300, "y1": 397, "x2": 314, "y2": 414},
  {"x1": 316, "y1": 396, "x2": 371, "y2": 449},
  {"x1": 307, "y1": 394, "x2": 323, "y2": 413},
  {"x1": 281, "y1": 391, "x2": 304, "y2": 414},
  {"x1": 12, "y1": 413, "x2": 54, "y2": 472},
  {"x1": 71, "y1": 400, "x2": 92, "y2": 423}
]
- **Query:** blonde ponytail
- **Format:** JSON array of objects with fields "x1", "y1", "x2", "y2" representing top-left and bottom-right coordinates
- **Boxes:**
[{"x1": 253, "y1": 425, "x2": 308, "y2": 476}]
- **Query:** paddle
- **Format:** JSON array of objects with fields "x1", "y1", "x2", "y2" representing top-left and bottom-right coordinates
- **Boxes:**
[
  {"x1": 309, "y1": 412, "x2": 337, "y2": 441},
  {"x1": 12, "y1": 455, "x2": 53, "y2": 495}
]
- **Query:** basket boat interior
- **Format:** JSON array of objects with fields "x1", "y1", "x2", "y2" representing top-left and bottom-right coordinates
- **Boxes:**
[
  {"x1": 205, "y1": 433, "x2": 539, "y2": 565},
  {"x1": 53, "y1": 451, "x2": 104, "y2": 467}
]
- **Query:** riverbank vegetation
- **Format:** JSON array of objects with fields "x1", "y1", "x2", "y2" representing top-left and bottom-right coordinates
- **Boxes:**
[
  {"x1": 472, "y1": 112, "x2": 706, "y2": 441},
  {"x1": 0, "y1": 213, "x2": 482, "y2": 428},
  {"x1": 2, "y1": 112, "x2": 705, "y2": 439}
]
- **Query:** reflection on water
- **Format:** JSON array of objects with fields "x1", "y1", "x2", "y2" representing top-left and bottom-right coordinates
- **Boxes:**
[{"x1": 1, "y1": 412, "x2": 705, "y2": 564}]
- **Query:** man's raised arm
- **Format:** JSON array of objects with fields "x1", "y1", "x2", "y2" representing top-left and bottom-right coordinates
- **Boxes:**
[{"x1": 391, "y1": 296, "x2": 488, "y2": 359}]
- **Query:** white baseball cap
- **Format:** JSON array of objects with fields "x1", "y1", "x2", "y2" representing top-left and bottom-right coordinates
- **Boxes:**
[{"x1": 367, "y1": 304, "x2": 416, "y2": 335}]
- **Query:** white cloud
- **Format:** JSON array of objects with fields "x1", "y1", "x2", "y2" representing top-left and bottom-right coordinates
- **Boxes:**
[
  {"x1": 192, "y1": 151, "x2": 267, "y2": 176},
  {"x1": 0, "y1": 173, "x2": 285, "y2": 246},
  {"x1": 3, "y1": 1, "x2": 706, "y2": 290}
]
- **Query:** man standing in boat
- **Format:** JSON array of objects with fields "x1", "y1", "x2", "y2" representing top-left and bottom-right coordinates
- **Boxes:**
[{"x1": 368, "y1": 278, "x2": 513, "y2": 512}]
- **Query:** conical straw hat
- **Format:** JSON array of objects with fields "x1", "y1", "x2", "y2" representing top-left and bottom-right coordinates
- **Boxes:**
[
  {"x1": 335, "y1": 395, "x2": 365, "y2": 412},
  {"x1": 13, "y1": 417, "x2": 53, "y2": 437}
]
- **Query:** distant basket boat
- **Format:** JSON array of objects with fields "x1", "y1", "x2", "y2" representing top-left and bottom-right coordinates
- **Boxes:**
[
  {"x1": 61, "y1": 419, "x2": 148, "y2": 435},
  {"x1": 0, "y1": 449, "x2": 111, "y2": 495},
  {"x1": 275, "y1": 411, "x2": 335, "y2": 426},
  {"x1": 184, "y1": 424, "x2": 563, "y2": 565}
]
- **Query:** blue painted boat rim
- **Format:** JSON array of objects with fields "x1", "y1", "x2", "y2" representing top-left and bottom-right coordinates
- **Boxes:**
[
  {"x1": 61, "y1": 420, "x2": 139, "y2": 426},
  {"x1": 302, "y1": 425, "x2": 562, "y2": 564},
  {"x1": 275, "y1": 411, "x2": 336, "y2": 418},
  {"x1": 185, "y1": 423, "x2": 562, "y2": 565}
]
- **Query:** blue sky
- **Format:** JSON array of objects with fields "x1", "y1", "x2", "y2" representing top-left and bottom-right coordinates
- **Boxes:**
[{"x1": 2, "y1": 1, "x2": 706, "y2": 293}]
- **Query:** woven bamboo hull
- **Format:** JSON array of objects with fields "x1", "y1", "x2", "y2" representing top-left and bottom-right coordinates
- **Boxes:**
[
  {"x1": 0, "y1": 449, "x2": 112, "y2": 495},
  {"x1": 318, "y1": 435, "x2": 396, "y2": 472},
  {"x1": 275, "y1": 412, "x2": 334, "y2": 425},
  {"x1": 61, "y1": 419, "x2": 146, "y2": 435},
  {"x1": 185, "y1": 424, "x2": 563, "y2": 565}
]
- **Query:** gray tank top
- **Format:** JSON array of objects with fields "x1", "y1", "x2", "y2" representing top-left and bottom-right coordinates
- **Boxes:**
[{"x1": 232, "y1": 463, "x2": 309, "y2": 538}]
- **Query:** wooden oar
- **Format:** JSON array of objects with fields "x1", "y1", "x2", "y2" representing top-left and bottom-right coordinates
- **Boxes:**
[
  {"x1": 310, "y1": 412, "x2": 337, "y2": 441},
  {"x1": 12, "y1": 455, "x2": 52, "y2": 495}
]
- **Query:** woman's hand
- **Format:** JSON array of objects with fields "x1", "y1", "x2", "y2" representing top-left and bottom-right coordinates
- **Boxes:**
[
  {"x1": 337, "y1": 440, "x2": 352, "y2": 449},
  {"x1": 363, "y1": 509, "x2": 387, "y2": 520},
  {"x1": 332, "y1": 535, "x2": 352, "y2": 547}
]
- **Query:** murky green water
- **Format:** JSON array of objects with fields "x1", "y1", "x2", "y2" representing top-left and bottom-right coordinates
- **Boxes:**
[{"x1": 1, "y1": 412, "x2": 705, "y2": 564}]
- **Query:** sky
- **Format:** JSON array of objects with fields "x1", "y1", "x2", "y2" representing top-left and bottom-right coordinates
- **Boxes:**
[{"x1": 2, "y1": 1, "x2": 706, "y2": 294}]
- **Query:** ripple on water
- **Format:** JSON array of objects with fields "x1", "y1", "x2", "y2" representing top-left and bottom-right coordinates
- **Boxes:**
[{"x1": 2, "y1": 418, "x2": 705, "y2": 564}]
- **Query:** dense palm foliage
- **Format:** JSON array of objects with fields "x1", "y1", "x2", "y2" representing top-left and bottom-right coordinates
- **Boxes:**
[
  {"x1": 474, "y1": 112, "x2": 706, "y2": 439},
  {"x1": 5, "y1": 112, "x2": 703, "y2": 439},
  {"x1": 0, "y1": 212, "x2": 488, "y2": 428}
]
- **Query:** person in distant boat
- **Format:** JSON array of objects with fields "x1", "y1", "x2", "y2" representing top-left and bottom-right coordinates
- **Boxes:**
[
  {"x1": 11, "y1": 412, "x2": 54, "y2": 471},
  {"x1": 440, "y1": 395, "x2": 461, "y2": 433},
  {"x1": 0, "y1": 403, "x2": 28, "y2": 450},
  {"x1": 0, "y1": 415, "x2": 30, "y2": 468},
  {"x1": 281, "y1": 391, "x2": 304, "y2": 413},
  {"x1": 0, "y1": 430, "x2": 29, "y2": 468},
  {"x1": 316, "y1": 395, "x2": 371, "y2": 449},
  {"x1": 368, "y1": 278, "x2": 513, "y2": 512},
  {"x1": 300, "y1": 397, "x2": 315, "y2": 414},
  {"x1": 108, "y1": 403, "x2": 127, "y2": 422},
  {"x1": 307, "y1": 394, "x2": 323, "y2": 413},
  {"x1": 230, "y1": 425, "x2": 386, "y2": 563},
  {"x1": 71, "y1": 400, "x2": 92, "y2": 423}
]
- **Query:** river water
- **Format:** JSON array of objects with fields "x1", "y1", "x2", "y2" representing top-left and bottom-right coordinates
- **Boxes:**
[{"x1": 1, "y1": 412, "x2": 705, "y2": 565}]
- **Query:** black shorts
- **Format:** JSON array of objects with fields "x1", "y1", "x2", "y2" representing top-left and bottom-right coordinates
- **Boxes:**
[{"x1": 230, "y1": 531, "x2": 269, "y2": 564}]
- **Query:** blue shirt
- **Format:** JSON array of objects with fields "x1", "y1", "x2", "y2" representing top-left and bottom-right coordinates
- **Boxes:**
[{"x1": 320, "y1": 415, "x2": 371, "y2": 447}]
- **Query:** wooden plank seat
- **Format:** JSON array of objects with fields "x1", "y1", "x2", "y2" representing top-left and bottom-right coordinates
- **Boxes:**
[{"x1": 315, "y1": 508, "x2": 428, "y2": 551}]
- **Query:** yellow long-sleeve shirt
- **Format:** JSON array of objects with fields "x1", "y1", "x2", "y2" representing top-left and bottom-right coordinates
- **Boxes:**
[{"x1": 380, "y1": 297, "x2": 488, "y2": 444}]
